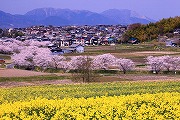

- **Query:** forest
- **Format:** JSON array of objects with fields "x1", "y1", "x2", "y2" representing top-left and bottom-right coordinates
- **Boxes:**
[{"x1": 122, "y1": 16, "x2": 180, "y2": 42}]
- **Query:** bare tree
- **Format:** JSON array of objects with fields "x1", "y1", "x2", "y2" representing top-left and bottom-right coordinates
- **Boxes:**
[{"x1": 69, "y1": 56, "x2": 98, "y2": 83}]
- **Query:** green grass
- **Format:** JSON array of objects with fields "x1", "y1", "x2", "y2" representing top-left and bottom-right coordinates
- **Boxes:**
[
  {"x1": 0, "y1": 81, "x2": 180, "y2": 104},
  {"x1": 0, "y1": 75, "x2": 68, "y2": 82},
  {"x1": 63, "y1": 43, "x2": 180, "y2": 58},
  {"x1": 0, "y1": 54, "x2": 11, "y2": 60}
]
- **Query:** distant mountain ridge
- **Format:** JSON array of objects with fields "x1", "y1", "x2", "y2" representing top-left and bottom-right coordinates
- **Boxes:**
[
  {"x1": 101, "y1": 9, "x2": 155, "y2": 25},
  {"x1": 0, "y1": 8, "x2": 155, "y2": 28}
]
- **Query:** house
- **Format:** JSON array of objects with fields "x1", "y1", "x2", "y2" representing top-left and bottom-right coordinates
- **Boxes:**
[
  {"x1": 50, "y1": 48, "x2": 62, "y2": 52},
  {"x1": 166, "y1": 40, "x2": 173, "y2": 47},
  {"x1": 61, "y1": 44, "x2": 84, "y2": 54},
  {"x1": 127, "y1": 37, "x2": 140, "y2": 44},
  {"x1": 62, "y1": 48, "x2": 75, "y2": 54},
  {"x1": 0, "y1": 58, "x2": 5, "y2": 64},
  {"x1": 69, "y1": 44, "x2": 84, "y2": 53},
  {"x1": 51, "y1": 51, "x2": 64, "y2": 55},
  {"x1": 108, "y1": 37, "x2": 116, "y2": 44},
  {"x1": 6, "y1": 64, "x2": 14, "y2": 69},
  {"x1": 51, "y1": 48, "x2": 64, "y2": 55},
  {"x1": 166, "y1": 38, "x2": 180, "y2": 47},
  {"x1": 173, "y1": 29, "x2": 180, "y2": 35},
  {"x1": 48, "y1": 43, "x2": 58, "y2": 49}
]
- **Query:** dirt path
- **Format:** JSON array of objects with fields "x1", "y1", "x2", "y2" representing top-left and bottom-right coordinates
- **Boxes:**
[
  {"x1": 133, "y1": 51, "x2": 180, "y2": 55},
  {"x1": 0, "y1": 69, "x2": 51, "y2": 77},
  {"x1": 0, "y1": 79, "x2": 73, "y2": 88},
  {"x1": 0, "y1": 68, "x2": 74, "y2": 88},
  {"x1": 113, "y1": 51, "x2": 180, "y2": 58}
]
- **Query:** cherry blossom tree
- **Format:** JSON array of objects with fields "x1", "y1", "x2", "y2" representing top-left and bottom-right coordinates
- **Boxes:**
[
  {"x1": 0, "y1": 39, "x2": 24, "y2": 54},
  {"x1": 146, "y1": 56, "x2": 164, "y2": 74},
  {"x1": 115, "y1": 58, "x2": 135, "y2": 74},
  {"x1": 69, "y1": 56, "x2": 92, "y2": 69},
  {"x1": 170, "y1": 57, "x2": 180, "y2": 73},
  {"x1": 29, "y1": 40, "x2": 51, "y2": 47},
  {"x1": 12, "y1": 46, "x2": 51, "y2": 70},
  {"x1": 147, "y1": 56, "x2": 180, "y2": 74},
  {"x1": 92, "y1": 53, "x2": 116, "y2": 70},
  {"x1": 9, "y1": 42, "x2": 24, "y2": 53},
  {"x1": 0, "y1": 39, "x2": 51, "y2": 54},
  {"x1": 12, "y1": 46, "x2": 37, "y2": 69},
  {"x1": 23, "y1": 40, "x2": 31, "y2": 46},
  {"x1": 58, "y1": 61, "x2": 71, "y2": 72},
  {"x1": 49, "y1": 55, "x2": 66, "y2": 69},
  {"x1": 0, "y1": 45, "x2": 13, "y2": 54},
  {"x1": 33, "y1": 49, "x2": 52, "y2": 70},
  {"x1": 161, "y1": 55, "x2": 173, "y2": 72}
]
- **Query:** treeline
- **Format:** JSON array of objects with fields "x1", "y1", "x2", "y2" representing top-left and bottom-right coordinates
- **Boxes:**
[
  {"x1": 0, "y1": 28, "x2": 24, "y2": 38},
  {"x1": 122, "y1": 16, "x2": 180, "y2": 42}
]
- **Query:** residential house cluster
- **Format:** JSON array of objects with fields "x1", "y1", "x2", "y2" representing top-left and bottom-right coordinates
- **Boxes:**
[
  {"x1": 14, "y1": 25, "x2": 127, "y2": 46},
  {"x1": 1, "y1": 25, "x2": 127, "y2": 54}
]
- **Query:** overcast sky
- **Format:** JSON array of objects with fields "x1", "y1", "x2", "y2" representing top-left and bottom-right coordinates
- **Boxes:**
[{"x1": 0, "y1": 0, "x2": 180, "y2": 20}]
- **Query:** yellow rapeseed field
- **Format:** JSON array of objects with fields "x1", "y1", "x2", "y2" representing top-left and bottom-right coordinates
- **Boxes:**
[{"x1": 0, "y1": 92, "x2": 179, "y2": 119}]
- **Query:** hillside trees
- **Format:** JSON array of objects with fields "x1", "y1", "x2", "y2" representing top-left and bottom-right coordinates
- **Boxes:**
[
  {"x1": 123, "y1": 16, "x2": 180, "y2": 42},
  {"x1": 0, "y1": 29, "x2": 3, "y2": 37},
  {"x1": 0, "y1": 29, "x2": 25, "y2": 38}
]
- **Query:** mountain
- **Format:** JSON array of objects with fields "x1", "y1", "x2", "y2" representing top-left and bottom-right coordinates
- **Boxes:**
[
  {"x1": 25, "y1": 8, "x2": 117, "y2": 25},
  {"x1": 0, "y1": 10, "x2": 35, "y2": 28},
  {"x1": 0, "y1": 8, "x2": 155, "y2": 28},
  {"x1": 101, "y1": 9, "x2": 155, "y2": 25}
]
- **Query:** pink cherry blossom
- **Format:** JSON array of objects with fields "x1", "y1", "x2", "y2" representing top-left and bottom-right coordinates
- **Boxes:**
[
  {"x1": 92, "y1": 53, "x2": 116, "y2": 70},
  {"x1": 115, "y1": 58, "x2": 135, "y2": 74}
]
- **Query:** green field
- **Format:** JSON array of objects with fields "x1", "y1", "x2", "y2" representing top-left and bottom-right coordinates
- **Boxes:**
[
  {"x1": 73, "y1": 43, "x2": 180, "y2": 55},
  {"x1": 0, "y1": 75, "x2": 68, "y2": 82},
  {"x1": 0, "y1": 54, "x2": 11, "y2": 60}
]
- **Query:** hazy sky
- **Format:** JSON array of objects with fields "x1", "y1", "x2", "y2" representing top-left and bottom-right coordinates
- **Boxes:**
[{"x1": 0, "y1": 0, "x2": 180, "y2": 20}]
